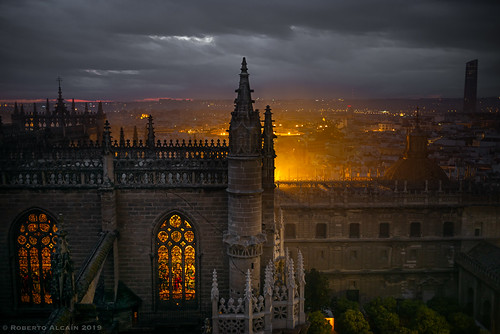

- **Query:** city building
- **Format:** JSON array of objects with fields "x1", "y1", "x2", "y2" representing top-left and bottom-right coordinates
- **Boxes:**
[
  {"x1": 463, "y1": 59, "x2": 478, "y2": 114},
  {"x1": 279, "y1": 118, "x2": 500, "y2": 332}
]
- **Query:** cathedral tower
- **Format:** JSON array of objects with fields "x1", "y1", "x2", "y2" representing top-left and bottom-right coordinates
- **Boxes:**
[{"x1": 225, "y1": 58, "x2": 266, "y2": 297}]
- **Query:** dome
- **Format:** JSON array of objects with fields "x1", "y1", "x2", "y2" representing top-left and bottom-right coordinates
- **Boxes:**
[
  {"x1": 383, "y1": 125, "x2": 448, "y2": 187},
  {"x1": 384, "y1": 156, "x2": 449, "y2": 183}
]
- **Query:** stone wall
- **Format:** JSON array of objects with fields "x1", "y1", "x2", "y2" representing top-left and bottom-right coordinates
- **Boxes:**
[
  {"x1": 115, "y1": 188, "x2": 228, "y2": 315},
  {"x1": 0, "y1": 186, "x2": 229, "y2": 318},
  {"x1": 0, "y1": 189, "x2": 103, "y2": 314},
  {"x1": 278, "y1": 181, "x2": 500, "y2": 304}
]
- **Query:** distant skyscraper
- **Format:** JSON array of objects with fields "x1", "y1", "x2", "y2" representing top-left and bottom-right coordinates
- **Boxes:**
[{"x1": 463, "y1": 59, "x2": 478, "y2": 113}]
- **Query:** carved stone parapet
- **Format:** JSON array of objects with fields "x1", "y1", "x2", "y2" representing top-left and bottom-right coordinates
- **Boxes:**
[{"x1": 223, "y1": 233, "x2": 266, "y2": 258}]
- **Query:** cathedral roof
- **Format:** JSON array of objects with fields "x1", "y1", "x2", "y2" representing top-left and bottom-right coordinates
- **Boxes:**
[{"x1": 384, "y1": 119, "x2": 448, "y2": 187}]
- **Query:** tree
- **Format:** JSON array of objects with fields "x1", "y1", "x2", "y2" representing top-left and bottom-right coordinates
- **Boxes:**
[
  {"x1": 334, "y1": 297, "x2": 359, "y2": 316},
  {"x1": 365, "y1": 302, "x2": 400, "y2": 334},
  {"x1": 448, "y1": 312, "x2": 479, "y2": 334},
  {"x1": 427, "y1": 297, "x2": 461, "y2": 319},
  {"x1": 336, "y1": 309, "x2": 372, "y2": 334},
  {"x1": 398, "y1": 299, "x2": 425, "y2": 328},
  {"x1": 411, "y1": 307, "x2": 450, "y2": 334},
  {"x1": 307, "y1": 310, "x2": 332, "y2": 334},
  {"x1": 305, "y1": 268, "x2": 331, "y2": 311}
]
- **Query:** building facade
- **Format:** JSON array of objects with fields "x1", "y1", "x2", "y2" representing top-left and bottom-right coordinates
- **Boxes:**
[
  {"x1": 0, "y1": 59, "x2": 305, "y2": 333},
  {"x1": 279, "y1": 120, "x2": 500, "y2": 332}
]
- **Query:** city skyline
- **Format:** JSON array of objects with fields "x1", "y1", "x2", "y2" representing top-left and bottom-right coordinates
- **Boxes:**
[{"x1": 1, "y1": 0, "x2": 499, "y2": 101}]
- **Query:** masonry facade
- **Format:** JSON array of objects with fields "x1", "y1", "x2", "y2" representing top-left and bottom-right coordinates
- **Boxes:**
[{"x1": 0, "y1": 59, "x2": 306, "y2": 333}]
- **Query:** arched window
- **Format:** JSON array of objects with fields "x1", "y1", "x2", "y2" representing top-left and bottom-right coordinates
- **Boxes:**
[
  {"x1": 13, "y1": 210, "x2": 57, "y2": 307},
  {"x1": 155, "y1": 213, "x2": 196, "y2": 309}
]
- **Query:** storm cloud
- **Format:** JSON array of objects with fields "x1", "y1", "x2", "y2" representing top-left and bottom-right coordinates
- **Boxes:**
[{"x1": 1, "y1": 0, "x2": 499, "y2": 101}]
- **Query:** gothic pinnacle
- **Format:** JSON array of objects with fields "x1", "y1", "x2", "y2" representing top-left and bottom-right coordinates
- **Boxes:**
[{"x1": 234, "y1": 57, "x2": 254, "y2": 116}]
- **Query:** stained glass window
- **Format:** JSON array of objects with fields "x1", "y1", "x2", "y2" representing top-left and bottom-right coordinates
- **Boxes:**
[
  {"x1": 14, "y1": 210, "x2": 57, "y2": 306},
  {"x1": 156, "y1": 213, "x2": 196, "y2": 308}
]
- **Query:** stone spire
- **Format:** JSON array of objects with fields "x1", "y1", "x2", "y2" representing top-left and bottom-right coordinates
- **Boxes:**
[
  {"x1": 71, "y1": 98, "x2": 76, "y2": 113},
  {"x1": 102, "y1": 120, "x2": 112, "y2": 154},
  {"x1": 54, "y1": 77, "x2": 67, "y2": 116},
  {"x1": 228, "y1": 57, "x2": 262, "y2": 156},
  {"x1": 262, "y1": 106, "x2": 276, "y2": 157},
  {"x1": 96, "y1": 101, "x2": 106, "y2": 143},
  {"x1": 46, "y1": 98, "x2": 50, "y2": 114},
  {"x1": 119, "y1": 127, "x2": 125, "y2": 147},
  {"x1": 234, "y1": 57, "x2": 254, "y2": 117},
  {"x1": 261, "y1": 105, "x2": 277, "y2": 265},
  {"x1": 146, "y1": 115, "x2": 155, "y2": 148},
  {"x1": 33, "y1": 103, "x2": 39, "y2": 130}
]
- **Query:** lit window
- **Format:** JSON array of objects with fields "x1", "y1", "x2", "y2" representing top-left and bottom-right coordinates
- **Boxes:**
[
  {"x1": 156, "y1": 213, "x2": 196, "y2": 308},
  {"x1": 14, "y1": 210, "x2": 57, "y2": 306}
]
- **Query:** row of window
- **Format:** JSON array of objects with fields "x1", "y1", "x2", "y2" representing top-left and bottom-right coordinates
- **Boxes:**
[
  {"x1": 11, "y1": 209, "x2": 197, "y2": 310},
  {"x1": 285, "y1": 222, "x2": 457, "y2": 239}
]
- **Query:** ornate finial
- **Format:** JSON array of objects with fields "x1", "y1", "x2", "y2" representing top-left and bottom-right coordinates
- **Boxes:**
[
  {"x1": 147, "y1": 115, "x2": 155, "y2": 148},
  {"x1": 287, "y1": 258, "x2": 296, "y2": 289},
  {"x1": 263, "y1": 105, "x2": 276, "y2": 156},
  {"x1": 46, "y1": 98, "x2": 50, "y2": 113},
  {"x1": 119, "y1": 127, "x2": 125, "y2": 147},
  {"x1": 14, "y1": 102, "x2": 19, "y2": 114},
  {"x1": 297, "y1": 250, "x2": 305, "y2": 285},
  {"x1": 55, "y1": 78, "x2": 67, "y2": 116},
  {"x1": 103, "y1": 120, "x2": 112, "y2": 153},
  {"x1": 57, "y1": 77, "x2": 63, "y2": 98},
  {"x1": 264, "y1": 260, "x2": 274, "y2": 297},
  {"x1": 241, "y1": 57, "x2": 248, "y2": 73},
  {"x1": 71, "y1": 98, "x2": 75, "y2": 113},
  {"x1": 244, "y1": 269, "x2": 252, "y2": 300},
  {"x1": 211, "y1": 269, "x2": 219, "y2": 300}
]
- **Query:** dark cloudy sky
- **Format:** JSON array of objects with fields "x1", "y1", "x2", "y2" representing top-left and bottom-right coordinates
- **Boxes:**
[{"x1": 1, "y1": 0, "x2": 499, "y2": 101}]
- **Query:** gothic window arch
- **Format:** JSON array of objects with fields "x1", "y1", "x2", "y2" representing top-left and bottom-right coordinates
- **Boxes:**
[
  {"x1": 155, "y1": 213, "x2": 197, "y2": 309},
  {"x1": 12, "y1": 209, "x2": 58, "y2": 307}
]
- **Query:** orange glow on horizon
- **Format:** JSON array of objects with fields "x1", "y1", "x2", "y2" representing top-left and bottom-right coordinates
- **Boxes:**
[
  {"x1": 137, "y1": 97, "x2": 194, "y2": 102},
  {"x1": 0, "y1": 99, "x2": 109, "y2": 104}
]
